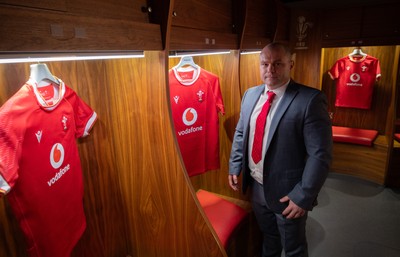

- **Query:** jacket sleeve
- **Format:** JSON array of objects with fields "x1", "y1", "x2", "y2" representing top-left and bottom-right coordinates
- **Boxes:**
[
  {"x1": 229, "y1": 90, "x2": 249, "y2": 176},
  {"x1": 288, "y1": 91, "x2": 333, "y2": 210}
]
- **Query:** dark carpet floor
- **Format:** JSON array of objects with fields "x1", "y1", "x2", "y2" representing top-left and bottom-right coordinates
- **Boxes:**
[{"x1": 306, "y1": 173, "x2": 400, "y2": 257}]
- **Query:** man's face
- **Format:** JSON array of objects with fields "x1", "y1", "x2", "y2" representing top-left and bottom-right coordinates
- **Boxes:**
[{"x1": 260, "y1": 47, "x2": 293, "y2": 89}]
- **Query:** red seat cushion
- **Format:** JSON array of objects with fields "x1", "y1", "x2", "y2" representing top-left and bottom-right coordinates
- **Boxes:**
[
  {"x1": 196, "y1": 189, "x2": 248, "y2": 248},
  {"x1": 395, "y1": 133, "x2": 400, "y2": 142},
  {"x1": 332, "y1": 126, "x2": 378, "y2": 146}
]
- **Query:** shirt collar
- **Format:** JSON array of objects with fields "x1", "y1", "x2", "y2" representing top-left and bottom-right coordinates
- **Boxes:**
[{"x1": 264, "y1": 79, "x2": 290, "y2": 98}]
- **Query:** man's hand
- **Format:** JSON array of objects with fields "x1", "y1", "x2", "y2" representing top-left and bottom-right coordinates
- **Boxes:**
[
  {"x1": 280, "y1": 196, "x2": 306, "y2": 219},
  {"x1": 228, "y1": 174, "x2": 239, "y2": 191}
]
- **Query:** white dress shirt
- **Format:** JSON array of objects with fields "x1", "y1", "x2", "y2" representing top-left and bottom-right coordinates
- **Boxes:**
[{"x1": 248, "y1": 81, "x2": 289, "y2": 184}]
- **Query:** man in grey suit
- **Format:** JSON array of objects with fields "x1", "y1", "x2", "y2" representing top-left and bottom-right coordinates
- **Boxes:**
[{"x1": 228, "y1": 42, "x2": 332, "y2": 257}]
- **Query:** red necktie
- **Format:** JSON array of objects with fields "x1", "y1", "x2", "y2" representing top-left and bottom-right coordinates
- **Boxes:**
[{"x1": 251, "y1": 91, "x2": 276, "y2": 164}]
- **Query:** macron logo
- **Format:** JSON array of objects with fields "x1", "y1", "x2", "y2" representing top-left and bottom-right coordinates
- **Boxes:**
[{"x1": 35, "y1": 130, "x2": 42, "y2": 143}]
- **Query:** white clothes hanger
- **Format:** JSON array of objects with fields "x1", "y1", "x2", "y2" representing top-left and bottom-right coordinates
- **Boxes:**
[
  {"x1": 349, "y1": 47, "x2": 367, "y2": 57},
  {"x1": 174, "y1": 56, "x2": 199, "y2": 70},
  {"x1": 30, "y1": 63, "x2": 59, "y2": 85}
]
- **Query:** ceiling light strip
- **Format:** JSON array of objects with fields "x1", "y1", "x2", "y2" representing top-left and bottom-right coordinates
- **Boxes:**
[{"x1": 0, "y1": 52, "x2": 145, "y2": 64}]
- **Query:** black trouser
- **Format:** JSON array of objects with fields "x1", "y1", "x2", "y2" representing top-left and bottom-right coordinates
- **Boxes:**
[{"x1": 251, "y1": 181, "x2": 309, "y2": 257}]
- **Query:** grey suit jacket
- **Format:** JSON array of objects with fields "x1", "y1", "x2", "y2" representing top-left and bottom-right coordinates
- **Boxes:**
[{"x1": 229, "y1": 80, "x2": 332, "y2": 213}]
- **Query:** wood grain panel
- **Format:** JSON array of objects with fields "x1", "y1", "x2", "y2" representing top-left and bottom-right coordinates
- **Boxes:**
[
  {"x1": 239, "y1": 52, "x2": 262, "y2": 97},
  {"x1": 238, "y1": 47, "x2": 318, "y2": 97},
  {"x1": 320, "y1": 4, "x2": 400, "y2": 47},
  {"x1": 0, "y1": 5, "x2": 162, "y2": 52},
  {"x1": 361, "y1": 3, "x2": 400, "y2": 39},
  {"x1": 321, "y1": 7, "x2": 362, "y2": 42},
  {"x1": 0, "y1": 52, "x2": 225, "y2": 257},
  {"x1": 239, "y1": 0, "x2": 290, "y2": 49},
  {"x1": 171, "y1": 0, "x2": 233, "y2": 33},
  {"x1": 169, "y1": 26, "x2": 239, "y2": 51},
  {"x1": 331, "y1": 136, "x2": 388, "y2": 184},
  {"x1": 168, "y1": 0, "x2": 239, "y2": 50},
  {"x1": 0, "y1": 0, "x2": 67, "y2": 11},
  {"x1": 321, "y1": 46, "x2": 396, "y2": 134},
  {"x1": 243, "y1": 0, "x2": 276, "y2": 37},
  {"x1": 67, "y1": 0, "x2": 149, "y2": 23},
  {"x1": 240, "y1": 0, "x2": 276, "y2": 50},
  {"x1": 289, "y1": 9, "x2": 323, "y2": 89},
  {"x1": 0, "y1": 0, "x2": 148, "y2": 23}
]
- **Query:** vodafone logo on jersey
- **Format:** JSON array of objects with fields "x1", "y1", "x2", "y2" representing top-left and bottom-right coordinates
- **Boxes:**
[
  {"x1": 177, "y1": 107, "x2": 203, "y2": 136},
  {"x1": 50, "y1": 143, "x2": 65, "y2": 169},
  {"x1": 48, "y1": 143, "x2": 71, "y2": 187},
  {"x1": 347, "y1": 73, "x2": 362, "y2": 86},
  {"x1": 350, "y1": 73, "x2": 361, "y2": 83},
  {"x1": 182, "y1": 108, "x2": 198, "y2": 126}
]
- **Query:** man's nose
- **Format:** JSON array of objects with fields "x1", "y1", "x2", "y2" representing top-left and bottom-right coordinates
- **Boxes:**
[{"x1": 267, "y1": 64, "x2": 276, "y2": 72}]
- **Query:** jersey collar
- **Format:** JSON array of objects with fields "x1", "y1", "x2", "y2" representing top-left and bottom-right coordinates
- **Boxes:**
[
  {"x1": 28, "y1": 77, "x2": 66, "y2": 111},
  {"x1": 172, "y1": 66, "x2": 201, "y2": 86}
]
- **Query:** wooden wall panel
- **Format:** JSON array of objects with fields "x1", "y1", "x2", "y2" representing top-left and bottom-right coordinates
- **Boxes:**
[
  {"x1": 331, "y1": 136, "x2": 388, "y2": 184},
  {"x1": 67, "y1": 0, "x2": 149, "y2": 22},
  {"x1": 238, "y1": 46, "x2": 322, "y2": 102},
  {"x1": 0, "y1": 0, "x2": 149, "y2": 22},
  {"x1": 239, "y1": 52, "x2": 262, "y2": 97},
  {"x1": 171, "y1": 0, "x2": 233, "y2": 33},
  {"x1": 289, "y1": 9, "x2": 323, "y2": 89},
  {"x1": 321, "y1": 7, "x2": 362, "y2": 43},
  {"x1": 0, "y1": 52, "x2": 225, "y2": 257},
  {"x1": 169, "y1": 0, "x2": 239, "y2": 50},
  {"x1": 320, "y1": 3, "x2": 400, "y2": 47},
  {"x1": 169, "y1": 27, "x2": 238, "y2": 51},
  {"x1": 240, "y1": 0, "x2": 276, "y2": 50},
  {"x1": 0, "y1": 5, "x2": 162, "y2": 52}
]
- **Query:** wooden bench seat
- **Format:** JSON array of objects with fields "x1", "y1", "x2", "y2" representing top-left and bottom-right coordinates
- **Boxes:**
[
  {"x1": 331, "y1": 135, "x2": 389, "y2": 185},
  {"x1": 332, "y1": 126, "x2": 379, "y2": 146},
  {"x1": 395, "y1": 133, "x2": 400, "y2": 142},
  {"x1": 196, "y1": 189, "x2": 249, "y2": 249}
]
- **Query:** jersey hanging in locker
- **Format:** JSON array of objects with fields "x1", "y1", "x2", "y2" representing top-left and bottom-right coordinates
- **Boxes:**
[
  {"x1": 0, "y1": 78, "x2": 97, "y2": 257},
  {"x1": 169, "y1": 66, "x2": 225, "y2": 177},
  {"x1": 328, "y1": 54, "x2": 381, "y2": 109}
]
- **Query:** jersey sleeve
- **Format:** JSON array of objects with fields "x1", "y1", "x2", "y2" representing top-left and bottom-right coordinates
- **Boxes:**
[
  {"x1": 212, "y1": 76, "x2": 225, "y2": 115},
  {"x1": 64, "y1": 87, "x2": 97, "y2": 138},
  {"x1": 0, "y1": 90, "x2": 29, "y2": 195},
  {"x1": 328, "y1": 59, "x2": 341, "y2": 80},
  {"x1": 375, "y1": 58, "x2": 381, "y2": 81}
]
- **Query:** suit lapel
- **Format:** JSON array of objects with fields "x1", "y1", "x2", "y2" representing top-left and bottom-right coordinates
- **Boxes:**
[
  {"x1": 244, "y1": 85, "x2": 265, "y2": 127},
  {"x1": 243, "y1": 85, "x2": 265, "y2": 160},
  {"x1": 266, "y1": 81, "x2": 299, "y2": 146}
]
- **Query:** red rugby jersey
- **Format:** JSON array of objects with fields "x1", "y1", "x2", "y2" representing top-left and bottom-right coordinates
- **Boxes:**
[
  {"x1": 169, "y1": 66, "x2": 224, "y2": 177},
  {"x1": 0, "y1": 78, "x2": 97, "y2": 257},
  {"x1": 328, "y1": 54, "x2": 381, "y2": 109}
]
